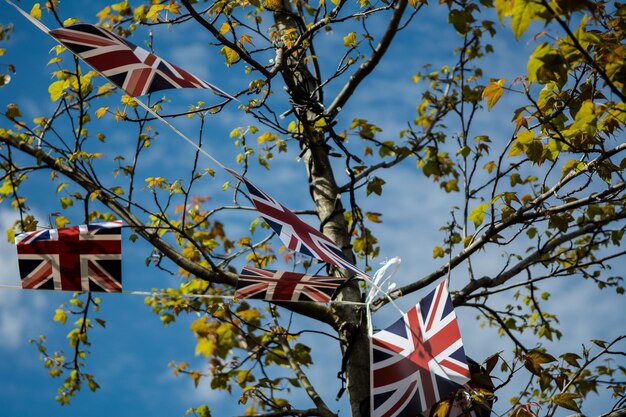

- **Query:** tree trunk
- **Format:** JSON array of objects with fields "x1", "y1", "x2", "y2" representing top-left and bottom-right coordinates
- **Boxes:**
[{"x1": 272, "y1": 6, "x2": 371, "y2": 416}]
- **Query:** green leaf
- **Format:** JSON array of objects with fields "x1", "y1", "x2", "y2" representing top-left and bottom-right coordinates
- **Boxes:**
[
  {"x1": 560, "y1": 352, "x2": 581, "y2": 367},
  {"x1": 525, "y1": 139, "x2": 544, "y2": 163},
  {"x1": 527, "y1": 43, "x2": 566, "y2": 86},
  {"x1": 366, "y1": 177, "x2": 385, "y2": 196},
  {"x1": 551, "y1": 393, "x2": 581, "y2": 412}
]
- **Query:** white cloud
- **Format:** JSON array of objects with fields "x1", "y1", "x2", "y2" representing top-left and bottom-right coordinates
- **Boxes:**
[{"x1": 0, "y1": 210, "x2": 50, "y2": 350}]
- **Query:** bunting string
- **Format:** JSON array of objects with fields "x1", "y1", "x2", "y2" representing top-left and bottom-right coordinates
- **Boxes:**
[{"x1": 0, "y1": 284, "x2": 368, "y2": 306}]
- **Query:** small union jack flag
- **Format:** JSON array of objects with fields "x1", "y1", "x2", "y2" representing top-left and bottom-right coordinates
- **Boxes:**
[
  {"x1": 227, "y1": 168, "x2": 364, "y2": 278},
  {"x1": 371, "y1": 279, "x2": 471, "y2": 417},
  {"x1": 235, "y1": 266, "x2": 344, "y2": 302},
  {"x1": 15, "y1": 221, "x2": 123, "y2": 292},
  {"x1": 49, "y1": 23, "x2": 232, "y2": 98}
]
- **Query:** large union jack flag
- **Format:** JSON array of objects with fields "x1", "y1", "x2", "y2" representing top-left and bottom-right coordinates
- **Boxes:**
[
  {"x1": 235, "y1": 266, "x2": 344, "y2": 302},
  {"x1": 420, "y1": 358, "x2": 494, "y2": 417},
  {"x1": 226, "y1": 168, "x2": 364, "y2": 278},
  {"x1": 15, "y1": 221, "x2": 122, "y2": 293},
  {"x1": 371, "y1": 279, "x2": 471, "y2": 417},
  {"x1": 49, "y1": 23, "x2": 232, "y2": 98}
]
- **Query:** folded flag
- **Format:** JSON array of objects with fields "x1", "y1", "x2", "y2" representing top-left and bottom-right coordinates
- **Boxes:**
[
  {"x1": 235, "y1": 266, "x2": 344, "y2": 302},
  {"x1": 49, "y1": 23, "x2": 233, "y2": 99},
  {"x1": 371, "y1": 279, "x2": 471, "y2": 417},
  {"x1": 15, "y1": 221, "x2": 122, "y2": 292},
  {"x1": 226, "y1": 168, "x2": 365, "y2": 278}
]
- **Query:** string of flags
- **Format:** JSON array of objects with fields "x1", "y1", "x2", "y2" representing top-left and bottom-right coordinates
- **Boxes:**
[{"x1": 2, "y1": 1, "x2": 489, "y2": 415}]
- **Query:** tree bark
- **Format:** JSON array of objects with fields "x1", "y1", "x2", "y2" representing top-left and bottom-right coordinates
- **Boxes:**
[{"x1": 272, "y1": 6, "x2": 371, "y2": 416}]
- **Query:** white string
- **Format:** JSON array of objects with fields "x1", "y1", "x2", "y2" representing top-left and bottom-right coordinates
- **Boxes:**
[
  {"x1": 133, "y1": 99, "x2": 229, "y2": 171},
  {"x1": 365, "y1": 257, "x2": 401, "y2": 303},
  {"x1": 0, "y1": 284, "x2": 367, "y2": 305}
]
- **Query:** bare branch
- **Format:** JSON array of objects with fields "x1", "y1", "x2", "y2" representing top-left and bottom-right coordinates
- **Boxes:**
[{"x1": 326, "y1": 0, "x2": 411, "y2": 117}]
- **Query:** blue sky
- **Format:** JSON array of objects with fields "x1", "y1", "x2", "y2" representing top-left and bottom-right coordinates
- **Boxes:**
[{"x1": 0, "y1": 1, "x2": 625, "y2": 416}]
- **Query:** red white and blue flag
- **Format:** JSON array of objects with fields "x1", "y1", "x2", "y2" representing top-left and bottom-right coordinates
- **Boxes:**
[
  {"x1": 235, "y1": 266, "x2": 344, "y2": 302},
  {"x1": 227, "y1": 168, "x2": 365, "y2": 278},
  {"x1": 15, "y1": 221, "x2": 122, "y2": 292},
  {"x1": 49, "y1": 23, "x2": 232, "y2": 98},
  {"x1": 371, "y1": 279, "x2": 471, "y2": 417}
]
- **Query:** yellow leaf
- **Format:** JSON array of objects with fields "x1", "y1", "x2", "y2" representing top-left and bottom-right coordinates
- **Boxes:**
[
  {"x1": 55, "y1": 215, "x2": 70, "y2": 228},
  {"x1": 96, "y1": 6, "x2": 111, "y2": 23},
  {"x1": 121, "y1": 94, "x2": 138, "y2": 108},
  {"x1": 63, "y1": 17, "x2": 80, "y2": 26},
  {"x1": 220, "y1": 46, "x2": 240, "y2": 66},
  {"x1": 48, "y1": 80, "x2": 67, "y2": 102},
  {"x1": 164, "y1": 3, "x2": 181, "y2": 14},
  {"x1": 95, "y1": 107, "x2": 109, "y2": 119},
  {"x1": 53, "y1": 309, "x2": 67, "y2": 324},
  {"x1": 30, "y1": 3, "x2": 42, "y2": 20},
  {"x1": 0, "y1": 48, "x2": 5, "y2": 56},
  {"x1": 365, "y1": 212, "x2": 383, "y2": 223},
  {"x1": 6, "y1": 228, "x2": 15, "y2": 244},
  {"x1": 433, "y1": 400, "x2": 451, "y2": 417},
  {"x1": 239, "y1": 34, "x2": 254, "y2": 46},
  {"x1": 433, "y1": 245, "x2": 445, "y2": 258},
  {"x1": 482, "y1": 78, "x2": 506, "y2": 111},
  {"x1": 343, "y1": 32, "x2": 357, "y2": 47},
  {"x1": 257, "y1": 132, "x2": 278, "y2": 144},
  {"x1": 219, "y1": 22, "x2": 232, "y2": 35},
  {"x1": 90, "y1": 190, "x2": 102, "y2": 201},
  {"x1": 146, "y1": 4, "x2": 165, "y2": 21},
  {"x1": 469, "y1": 203, "x2": 489, "y2": 227}
]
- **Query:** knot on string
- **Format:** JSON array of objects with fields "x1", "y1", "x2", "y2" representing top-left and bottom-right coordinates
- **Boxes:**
[{"x1": 366, "y1": 257, "x2": 401, "y2": 304}]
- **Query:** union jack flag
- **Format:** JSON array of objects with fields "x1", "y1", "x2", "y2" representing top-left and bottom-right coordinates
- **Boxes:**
[
  {"x1": 235, "y1": 266, "x2": 344, "y2": 302},
  {"x1": 227, "y1": 168, "x2": 365, "y2": 278},
  {"x1": 49, "y1": 23, "x2": 232, "y2": 98},
  {"x1": 15, "y1": 221, "x2": 122, "y2": 292},
  {"x1": 371, "y1": 279, "x2": 471, "y2": 417}
]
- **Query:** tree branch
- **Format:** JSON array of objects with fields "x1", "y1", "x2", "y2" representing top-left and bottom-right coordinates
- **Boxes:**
[
  {"x1": 371, "y1": 142, "x2": 626, "y2": 311},
  {"x1": 179, "y1": 0, "x2": 273, "y2": 78},
  {"x1": 326, "y1": 0, "x2": 410, "y2": 117},
  {"x1": 0, "y1": 131, "x2": 336, "y2": 325},
  {"x1": 538, "y1": 0, "x2": 626, "y2": 103},
  {"x1": 278, "y1": 335, "x2": 337, "y2": 417},
  {"x1": 453, "y1": 210, "x2": 626, "y2": 305}
]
